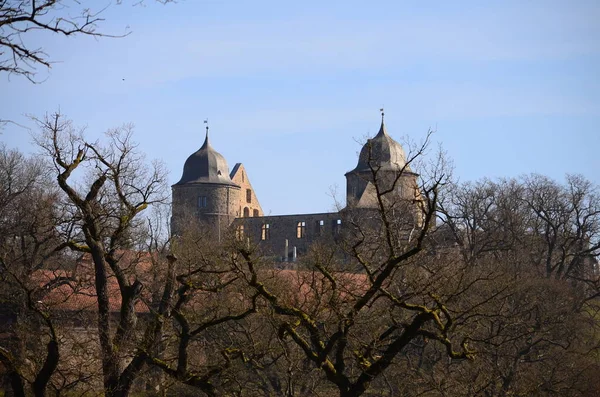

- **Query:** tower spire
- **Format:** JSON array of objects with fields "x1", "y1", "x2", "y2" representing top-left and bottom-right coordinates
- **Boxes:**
[{"x1": 377, "y1": 107, "x2": 387, "y2": 136}]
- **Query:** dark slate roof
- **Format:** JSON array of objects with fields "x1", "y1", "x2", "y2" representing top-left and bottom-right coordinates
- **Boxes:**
[
  {"x1": 230, "y1": 163, "x2": 242, "y2": 179},
  {"x1": 175, "y1": 132, "x2": 239, "y2": 186},
  {"x1": 348, "y1": 119, "x2": 408, "y2": 174}
]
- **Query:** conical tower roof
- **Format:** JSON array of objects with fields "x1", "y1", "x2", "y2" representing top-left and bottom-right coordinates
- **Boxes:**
[
  {"x1": 349, "y1": 116, "x2": 407, "y2": 173},
  {"x1": 175, "y1": 129, "x2": 239, "y2": 186}
]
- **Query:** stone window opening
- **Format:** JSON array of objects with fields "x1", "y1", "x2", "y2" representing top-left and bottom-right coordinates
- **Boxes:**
[
  {"x1": 297, "y1": 221, "x2": 306, "y2": 239},
  {"x1": 396, "y1": 184, "x2": 404, "y2": 197},
  {"x1": 246, "y1": 189, "x2": 252, "y2": 204},
  {"x1": 333, "y1": 219, "x2": 342, "y2": 234},
  {"x1": 253, "y1": 209, "x2": 259, "y2": 217},
  {"x1": 261, "y1": 223, "x2": 270, "y2": 241},
  {"x1": 243, "y1": 207, "x2": 250, "y2": 217},
  {"x1": 198, "y1": 196, "x2": 207, "y2": 208},
  {"x1": 315, "y1": 220, "x2": 324, "y2": 235},
  {"x1": 236, "y1": 224, "x2": 244, "y2": 240}
]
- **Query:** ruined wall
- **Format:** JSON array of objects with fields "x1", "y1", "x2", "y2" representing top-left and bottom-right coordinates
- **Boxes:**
[{"x1": 233, "y1": 212, "x2": 344, "y2": 261}]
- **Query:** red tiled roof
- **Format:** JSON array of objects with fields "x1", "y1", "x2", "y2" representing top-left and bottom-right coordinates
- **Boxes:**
[
  {"x1": 33, "y1": 251, "x2": 368, "y2": 315},
  {"x1": 33, "y1": 251, "x2": 159, "y2": 313}
]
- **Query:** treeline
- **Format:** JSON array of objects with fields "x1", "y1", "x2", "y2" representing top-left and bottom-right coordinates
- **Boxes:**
[{"x1": 0, "y1": 113, "x2": 598, "y2": 396}]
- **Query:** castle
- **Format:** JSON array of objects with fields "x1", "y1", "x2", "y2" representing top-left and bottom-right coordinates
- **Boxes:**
[{"x1": 171, "y1": 112, "x2": 423, "y2": 261}]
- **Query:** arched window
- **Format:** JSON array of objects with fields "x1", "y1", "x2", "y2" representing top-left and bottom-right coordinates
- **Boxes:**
[
  {"x1": 253, "y1": 209, "x2": 259, "y2": 217},
  {"x1": 246, "y1": 189, "x2": 252, "y2": 203},
  {"x1": 243, "y1": 207, "x2": 250, "y2": 217}
]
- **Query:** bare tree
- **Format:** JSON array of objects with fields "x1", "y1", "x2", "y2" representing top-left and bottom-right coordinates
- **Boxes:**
[
  {"x1": 0, "y1": 0, "x2": 173, "y2": 82},
  {"x1": 438, "y1": 175, "x2": 600, "y2": 287},
  {"x1": 431, "y1": 175, "x2": 600, "y2": 397},
  {"x1": 208, "y1": 137, "x2": 484, "y2": 397},
  {"x1": 7, "y1": 112, "x2": 599, "y2": 397},
  {"x1": 0, "y1": 144, "x2": 89, "y2": 397},
  {"x1": 140, "y1": 222, "x2": 265, "y2": 396},
  {"x1": 33, "y1": 111, "x2": 169, "y2": 397}
]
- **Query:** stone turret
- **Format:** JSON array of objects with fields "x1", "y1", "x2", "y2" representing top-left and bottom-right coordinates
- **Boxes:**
[
  {"x1": 171, "y1": 127, "x2": 240, "y2": 238},
  {"x1": 345, "y1": 114, "x2": 421, "y2": 212}
]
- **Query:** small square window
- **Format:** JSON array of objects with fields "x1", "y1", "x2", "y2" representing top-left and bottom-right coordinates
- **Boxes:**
[{"x1": 198, "y1": 196, "x2": 207, "y2": 208}]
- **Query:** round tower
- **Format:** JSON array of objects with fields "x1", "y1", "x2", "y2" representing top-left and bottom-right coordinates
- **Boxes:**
[{"x1": 171, "y1": 127, "x2": 240, "y2": 238}]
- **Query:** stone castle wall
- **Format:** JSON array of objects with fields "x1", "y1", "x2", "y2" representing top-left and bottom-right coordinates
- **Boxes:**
[
  {"x1": 230, "y1": 163, "x2": 263, "y2": 218},
  {"x1": 346, "y1": 169, "x2": 420, "y2": 208},
  {"x1": 171, "y1": 183, "x2": 240, "y2": 236},
  {"x1": 233, "y1": 212, "x2": 344, "y2": 260}
]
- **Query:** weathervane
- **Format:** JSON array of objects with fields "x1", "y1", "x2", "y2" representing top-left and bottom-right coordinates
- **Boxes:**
[
  {"x1": 380, "y1": 107, "x2": 385, "y2": 122},
  {"x1": 204, "y1": 119, "x2": 209, "y2": 137}
]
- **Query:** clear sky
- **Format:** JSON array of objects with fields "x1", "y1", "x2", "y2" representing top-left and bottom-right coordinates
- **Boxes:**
[{"x1": 1, "y1": 0, "x2": 599, "y2": 215}]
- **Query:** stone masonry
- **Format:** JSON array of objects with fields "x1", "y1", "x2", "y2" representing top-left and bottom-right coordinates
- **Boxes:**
[{"x1": 172, "y1": 114, "x2": 422, "y2": 261}]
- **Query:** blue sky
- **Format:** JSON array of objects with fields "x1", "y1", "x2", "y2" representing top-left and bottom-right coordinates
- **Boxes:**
[{"x1": 1, "y1": 0, "x2": 599, "y2": 215}]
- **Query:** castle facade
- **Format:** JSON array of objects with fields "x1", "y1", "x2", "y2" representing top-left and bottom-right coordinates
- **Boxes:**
[{"x1": 171, "y1": 114, "x2": 423, "y2": 261}]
